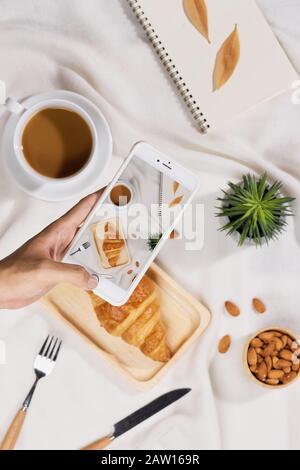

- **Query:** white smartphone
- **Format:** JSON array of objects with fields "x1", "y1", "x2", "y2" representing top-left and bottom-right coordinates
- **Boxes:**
[{"x1": 65, "y1": 142, "x2": 200, "y2": 305}]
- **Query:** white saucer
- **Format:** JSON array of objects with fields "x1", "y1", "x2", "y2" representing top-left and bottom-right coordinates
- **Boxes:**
[{"x1": 2, "y1": 90, "x2": 113, "y2": 202}]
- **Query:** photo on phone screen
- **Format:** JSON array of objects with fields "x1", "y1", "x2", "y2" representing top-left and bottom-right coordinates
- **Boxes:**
[{"x1": 70, "y1": 155, "x2": 192, "y2": 291}]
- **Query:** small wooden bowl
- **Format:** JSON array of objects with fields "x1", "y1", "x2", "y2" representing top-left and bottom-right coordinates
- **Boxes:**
[{"x1": 244, "y1": 327, "x2": 300, "y2": 389}]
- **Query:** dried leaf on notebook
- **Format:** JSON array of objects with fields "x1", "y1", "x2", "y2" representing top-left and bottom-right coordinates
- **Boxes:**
[
  {"x1": 169, "y1": 195, "x2": 184, "y2": 208},
  {"x1": 169, "y1": 229, "x2": 179, "y2": 239},
  {"x1": 173, "y1": 181, "x2": 180, "y2": 194},
  {"x1": 213, "y1": 25, "x2": 240, "y2": 91},
  {"x1": 183, "y1": 0, "x2": 210, "y2": 43}
]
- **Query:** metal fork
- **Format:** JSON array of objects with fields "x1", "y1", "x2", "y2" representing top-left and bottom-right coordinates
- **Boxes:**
[
  {"x1": 70, "y1": 241, "x2": 91, "y2": 256},
  {"x1": 0, "y1": 335, "x2": 62, "y2": 450}
]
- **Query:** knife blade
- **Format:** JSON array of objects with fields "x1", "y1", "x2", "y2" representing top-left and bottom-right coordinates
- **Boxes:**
[{"x1": 82, "y1": 388, "x2": 191, "y2": 450}]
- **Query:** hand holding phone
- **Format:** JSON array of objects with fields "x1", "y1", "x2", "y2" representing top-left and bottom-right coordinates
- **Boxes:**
[{"x1": 65, "y1": 142, "x2": 199, "y2": 305}]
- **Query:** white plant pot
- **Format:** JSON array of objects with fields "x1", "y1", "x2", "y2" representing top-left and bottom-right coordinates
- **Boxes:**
[{"x1": 218, "y1": 215, "x2": 267, "y2": 247}]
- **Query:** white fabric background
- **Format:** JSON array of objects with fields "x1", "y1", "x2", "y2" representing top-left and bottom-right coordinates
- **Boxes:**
[{"x1": 0, "y1": 0, "x2": 299, "y2": 450}]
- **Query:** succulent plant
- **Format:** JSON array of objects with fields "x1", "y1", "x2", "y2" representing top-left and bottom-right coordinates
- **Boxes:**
[
  {"x1": 216, "y1": 173, "x2": 294, "y2": 246},
  {"x1": 147, "y1": 233, "x2": 162, "y2": 251}
]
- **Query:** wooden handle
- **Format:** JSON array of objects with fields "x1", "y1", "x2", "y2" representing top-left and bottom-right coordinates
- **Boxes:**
[
  {"x1": 0, "y1": 409, "x2": 26, "y2": 450},
  {"x1": 81, "y1": 435, "x2": 114, "y2": 451}
]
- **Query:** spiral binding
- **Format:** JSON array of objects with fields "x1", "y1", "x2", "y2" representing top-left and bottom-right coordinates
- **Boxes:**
[
  {"x1": 158, "y1": 171, "x2": 163, "y2": 232},
  {"x1": 127, "y1": 0, "x2": 210, "y2": 132}
]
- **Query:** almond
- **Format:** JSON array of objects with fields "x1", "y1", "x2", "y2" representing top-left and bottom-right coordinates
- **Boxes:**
[
  {"x1": 262, "y1": 343, "x2": 275, "y2": 357},
  {"x1": 276, "y1": 359, "x2": 292, "y2": 369},
  {"x1": 266, "y1": 379, "x2": 279, "y2": 385},
  {"x1": 251, "y1": 338, "x2": 263, "y2": 348},
  {"x1": 280, "y1": 372, "x2": 297, "y2": 384},
  {"x1": 248, "y1": 330, "x2": 300, "y2": 386},
  {"x1": 279, "y1": 349, "x2": 293, "y2": 362},
  {"x1": 272, "y1": 337, "x2": 284, "y2": 351},
  {"x1": 225, "y1": 301, "x2": 240, "y2": 317},
  {"x1": 257, "y1": 355, "x2": 263, "y2": 364},
  {"x1": 218, "y1": 335, "x2": 231, "y2": 354},
  {"x1": 293, "y1": 347, "x2": 300, "y2": 357},
  {"x1": 291, "y1": 340, "x2": 300, "y2": 351},
  {"x1": 257, "y1": 361, "x2": 267, "y2": 381},
  {"x1": 265, "y1": 356, "x2": 272, "y2": 373},
  {"x1": 272, "y1": 356, "x2": 279, "y2": 368},
  {"x1": 259, "y1": 332, "x2": 275, "y2": 342},
  {"x1": 252, "y1": 298, "x2": 266, "y2": 314},
  {"x1": 268, "y1": 331, "x2": 282, "y2": 337},
  {"x1": 247, "y1": 347, "x2": 257, "y2": 366},
  {"x1": 281, "y1": 335, "x2": 288, "y2": 348},
  {"x1": 268, "y1": 369, "x2": 284, "y2": 380}
]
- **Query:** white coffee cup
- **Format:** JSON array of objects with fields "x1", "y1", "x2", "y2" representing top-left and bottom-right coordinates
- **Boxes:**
[
  {"x1": 5, "y1": 97, "x2": 98, "y2": 185},
  {"x1": 108, "y1": 180, "x2": 136, "y2": 209}
]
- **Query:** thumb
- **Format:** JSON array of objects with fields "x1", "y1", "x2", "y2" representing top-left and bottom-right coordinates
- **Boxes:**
[{"x1": 42, "y1": 260, "x2": 99, "y2": 290}]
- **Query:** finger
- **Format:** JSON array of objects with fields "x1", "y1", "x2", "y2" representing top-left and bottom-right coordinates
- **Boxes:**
[
  {"x1": 57, "y1": 190, "x2": 103, "y2": 229},
  {"x1": 27, "y1": 190, "x2": 104, "y2": 260},
  {"x1": 41, "y1": 260, "x2": 99, "y2": 290}
]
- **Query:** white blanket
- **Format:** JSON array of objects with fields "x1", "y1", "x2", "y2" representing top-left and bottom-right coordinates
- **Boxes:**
[{"x1": 0, "y1": 0, "x2": 300, "y2": 450}]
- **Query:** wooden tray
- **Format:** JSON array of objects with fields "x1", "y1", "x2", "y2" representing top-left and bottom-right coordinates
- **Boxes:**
[{"x1": 42, "y1": 263, "x2": 211, "y2": 389}]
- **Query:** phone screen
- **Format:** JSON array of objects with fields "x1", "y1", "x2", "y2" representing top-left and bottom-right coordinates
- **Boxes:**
[{"x1": 70, "y1": 155, "x2": 191, "y2": 291}]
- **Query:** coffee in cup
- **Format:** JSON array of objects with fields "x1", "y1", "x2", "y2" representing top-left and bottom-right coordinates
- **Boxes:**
[
  {"x1": 109, "y1": 182, "x2": 134, "y2": 207},
  {"x1": 21, "y1": 107, "x2": 93, "y2": 179}
]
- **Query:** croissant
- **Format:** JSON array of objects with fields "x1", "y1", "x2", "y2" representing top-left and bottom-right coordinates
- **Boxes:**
[
  {"x1": 88, "y1": 277, "x2": 172, "y2": 362},
  {"x1": 91, "y1": 219, "x2": 130, "y2": 269}
]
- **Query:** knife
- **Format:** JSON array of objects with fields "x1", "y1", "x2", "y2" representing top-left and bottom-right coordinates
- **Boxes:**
[{"x1": 81, "y1": 388, "x2": 191, "y2": 450}]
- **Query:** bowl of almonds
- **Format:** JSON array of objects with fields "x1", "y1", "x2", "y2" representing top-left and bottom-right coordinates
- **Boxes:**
[{"x1": 245, "y1": 327, "x2": 300, "y2": 388}]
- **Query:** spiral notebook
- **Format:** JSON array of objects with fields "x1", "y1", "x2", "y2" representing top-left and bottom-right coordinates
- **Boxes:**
[{"x1": 127, "y1": 0, "x2": 298, "y2": 132}]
